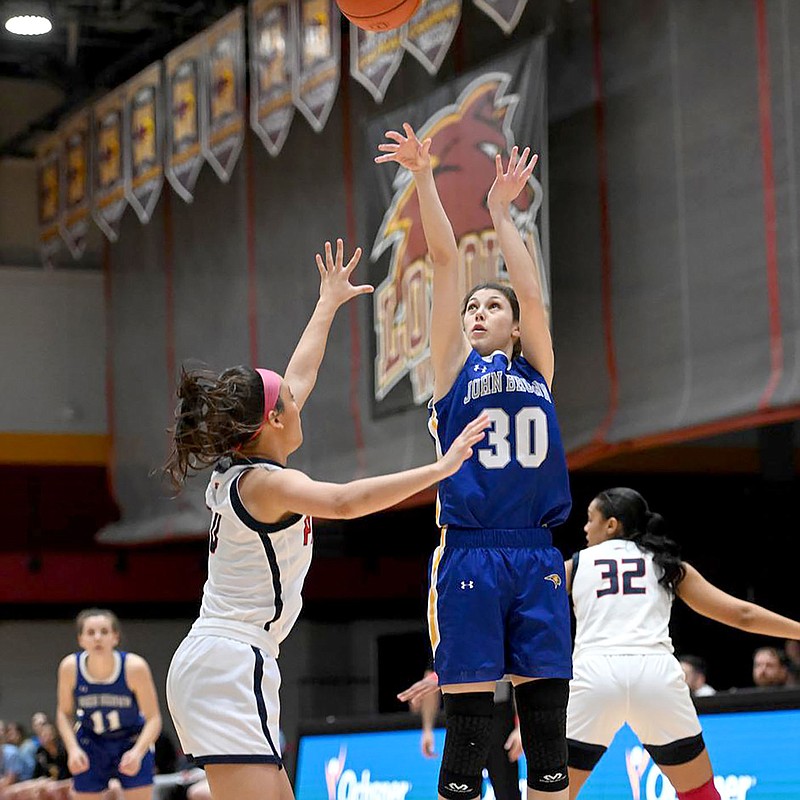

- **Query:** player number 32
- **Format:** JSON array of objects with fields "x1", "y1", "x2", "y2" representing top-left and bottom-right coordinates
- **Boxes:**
[{"x1": 477, "y1": 407, "x2": 548, "y2": 469}]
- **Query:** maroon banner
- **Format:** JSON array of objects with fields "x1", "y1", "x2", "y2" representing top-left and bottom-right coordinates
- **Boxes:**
[
  {"x1": 402, "y1": 0, "x2": 461, "y2": 76},
  {"x1": 124, "y1": 63, "x2": 164, "y2": 223},
  {"x1": 60, "y1": 110, "x2": 91, "y2": 259},
  {"x1": 293, "y1": 0, "x2": 340, "y2": 132},
  {"x1": 36, "y1": 134, "x2": 61, "y2": 267},
  {"x1": 472, "y1": 0, "x2": 528, "y2": 34},
  {"x1": 250, "y1": 0, "x2": 296, "y2": 156},
  {"x1": 350, "y1": 25, "x2": 404, "y2": 103},
  {"x1": 92, "y1": 88, "x2": 127, "y2": 242},
  {"x1": 204, "y1": 7, "x2": 245, "y2": 181}
]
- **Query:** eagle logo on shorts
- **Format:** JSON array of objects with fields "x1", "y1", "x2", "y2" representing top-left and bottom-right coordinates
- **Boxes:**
[{"x1": 544, "y1": 573, "x2": 562, "y2": 589}]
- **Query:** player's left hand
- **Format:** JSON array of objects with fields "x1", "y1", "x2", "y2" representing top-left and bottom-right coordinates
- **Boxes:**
[
  {"x1": 397, "y1": 673, "x2": 440, "y2": 704},
  {"x1": 504, "y1": 726, "x2": 523, "y2": 762},
  {"x1": 487, "y1": 146, "x2": 537, "y2": 210},
  {"x1": 316, "y1": 239, "x2": 373, "y2": 308},
  {"x1": 118, "y1": 748, "x2": 143, "y2": 776}
]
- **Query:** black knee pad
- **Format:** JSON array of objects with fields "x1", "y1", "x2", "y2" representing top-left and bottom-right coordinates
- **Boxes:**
[
  {"x1": 438, "y1": 692, "x2": 494, "y2": 800},
  {"x1": 515, "y1": 679, "x2": 570, "y2": 792},
  {"x1": 645, "y1": 733, "x2": 706, "y2": 767}
]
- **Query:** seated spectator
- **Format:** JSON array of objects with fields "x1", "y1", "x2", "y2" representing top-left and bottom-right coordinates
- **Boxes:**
[
  {"x1": 3, "y1": 722, "x2": 36, "y2": 782},
  {"x1": 33, "y1": 722, "x2": 69, "y2": 781},
  {"x1": 753, "y1": 646, "x2": 790, "y2": 688},
  {"x1": 679, "y1": 654, "x2": 716, "y2": 696},
  {"x1": 1, "y1": 732, "x2": 24, "y2": 789},
  {"x1": 30, "y1": 712, "x2": 50, "y2": 747},
  {"x1": 784, "y1": 639, "x2": 800, "y2": 686}
]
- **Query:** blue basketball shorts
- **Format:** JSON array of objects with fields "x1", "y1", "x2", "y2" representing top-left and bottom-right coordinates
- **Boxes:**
[
  {"x1": 72, "y1": 732, "x2": 154, "y2": 793},
  {"x1": 427, "y1": 527, "x2": 573, "y2": 685}
]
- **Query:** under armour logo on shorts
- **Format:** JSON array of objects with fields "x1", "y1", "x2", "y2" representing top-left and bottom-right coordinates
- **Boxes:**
[{"x1": 460, "y1": 580, "x2": 474, "y2": 590}]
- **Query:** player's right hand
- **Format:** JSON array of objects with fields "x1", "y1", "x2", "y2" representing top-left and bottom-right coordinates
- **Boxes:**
[
  {"x1": 375, "y1": 123, "x2": 432, "y2": 173},
  {"x1": 68, "y1": 747, "x2": 90, "y2": 775},
  {"x1": 437, "y1": 412, "x2": 490, "y2": 478},
  {"x1": 421, "y1": 730, "x2": 437, "y2": 758}
]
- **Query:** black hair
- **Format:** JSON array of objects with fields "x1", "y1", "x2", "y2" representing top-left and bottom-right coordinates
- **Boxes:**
[
  {"x1": 679, "y1": 655, "x2": 707, "y2": 676},
  {"x1": 461, "y1": 282, "x2": 522, "y2": 359},
  {"x1": 593, "y1": 487, "x2": 685, "y2": 593},
  {"x1": 163, "y1": 365, "x2": 284, "y2": 490}
]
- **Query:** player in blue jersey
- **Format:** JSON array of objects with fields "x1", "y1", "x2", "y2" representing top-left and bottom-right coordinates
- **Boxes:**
[
  {"x1": 56, "y1": 609, "x2": 161, "y2": 800},
  {"x1": 377, "y1": 126, "x2": 571, "y2": 799}
]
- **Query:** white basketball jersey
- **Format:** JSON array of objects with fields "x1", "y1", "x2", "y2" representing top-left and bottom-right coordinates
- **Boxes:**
[
  {"x1": 571, "y1": 538, "x2": 674, "y2": 657},
  {"x1": 193, "y1": 457, "x2": 313, "y2": 658}
]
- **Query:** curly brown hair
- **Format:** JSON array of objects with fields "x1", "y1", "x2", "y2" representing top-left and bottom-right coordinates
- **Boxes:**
[{"x1": 163, "y1": 365, "x2": 283, "y2": 490}]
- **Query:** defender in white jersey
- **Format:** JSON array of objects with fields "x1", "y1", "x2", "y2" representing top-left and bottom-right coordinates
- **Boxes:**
[
  {"x1": 163, "y1": 239, "x2": 490, "y2": 800},
  {"x1": 565, "y1": 488, "x2": 800, "y2": 800}
]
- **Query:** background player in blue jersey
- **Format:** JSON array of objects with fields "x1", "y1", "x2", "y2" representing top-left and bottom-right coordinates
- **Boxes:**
[
  {"x1": 56, "y1": 608, "x2": 161, "y2": 800},
  {"x1": 377, "y1": 127, "x2": 572, "y2": 799}
]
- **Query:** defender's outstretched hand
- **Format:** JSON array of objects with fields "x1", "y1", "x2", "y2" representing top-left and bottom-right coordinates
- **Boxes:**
[
  {"x1": 375, "y1": 123, "x2": 432, "y2": 173},
  {"x1": 487, "y1": 145, "x2": 538, "y2": 209},
  {"x1": 437, "y1": 412, "x2": 490, "y2": 479},
  {"x1": 315, "y1": 238, "x2": 373, "y2": 308}
]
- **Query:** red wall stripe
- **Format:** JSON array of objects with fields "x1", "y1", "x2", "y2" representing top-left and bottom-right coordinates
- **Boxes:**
[
  {"x1": 245, "y1": 132, "x2": 260, "y2": 365},
  {"x1": 568, "y1": 402, "x2": 800, "y2": 470},
  {"x1": 340, "y1": 50, "x2": 367, "y2": 476},
  {"x1": 589, "y1": 0, "x2": 619, "y2": 445},
  {"x1": 754, "y1": 0, "x2": 783, "y2": 410}
]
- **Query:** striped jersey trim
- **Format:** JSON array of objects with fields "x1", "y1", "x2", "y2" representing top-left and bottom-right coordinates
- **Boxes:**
[{"x1": 427, "y1": 526, "x2": 447, "y2": 656}]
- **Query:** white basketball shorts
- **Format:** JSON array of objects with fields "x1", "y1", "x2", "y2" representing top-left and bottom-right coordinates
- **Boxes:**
[
  {"x1": 166, "y1": 633, "x2": 282, "y2": 766},
  {"x1": 567, "y1": 652, "x2": 702, "y2": 748}
]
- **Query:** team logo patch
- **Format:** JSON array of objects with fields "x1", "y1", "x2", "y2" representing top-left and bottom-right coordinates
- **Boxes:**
[{"x1": 544, "y1": 573, "x2": 562, "y2": 589}]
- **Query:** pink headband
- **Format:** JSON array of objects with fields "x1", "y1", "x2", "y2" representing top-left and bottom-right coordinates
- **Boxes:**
[
  {"x1": 236, "y1": 368, "x2": 282, "y2": 450},
  {"x1": 255, "y1": 368, "x2": 282, "y2": 419}
]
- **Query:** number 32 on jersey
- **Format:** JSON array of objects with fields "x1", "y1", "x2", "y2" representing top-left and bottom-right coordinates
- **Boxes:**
[{"x1": 477, "y1": 407, "x2": 549, "y2": 469}]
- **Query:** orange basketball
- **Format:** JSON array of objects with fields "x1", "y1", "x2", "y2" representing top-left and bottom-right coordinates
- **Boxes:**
[{"x1": 336, "y1": 0, "x2": 421, "y2": 32}]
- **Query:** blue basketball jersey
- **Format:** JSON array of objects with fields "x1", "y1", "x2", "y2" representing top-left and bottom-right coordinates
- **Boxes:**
[
  {"x1": 74, "y1": 651, "x2": 144, "y2": 739},
  {"x1": 429, "y1": 349, "x2": 571, "y2": 529}
]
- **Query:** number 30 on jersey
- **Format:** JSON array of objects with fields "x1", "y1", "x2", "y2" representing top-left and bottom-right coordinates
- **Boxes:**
[{"x1": 477, "y1": 408, "x2": 549, "y2": 469}]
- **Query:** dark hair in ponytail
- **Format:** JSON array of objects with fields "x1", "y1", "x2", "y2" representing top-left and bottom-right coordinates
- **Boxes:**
[
  {"x1": 461, "y1": 282, "x2": 522, "y2": 359},
  {"x1": 593, "y1": 487, "x2": 685, "y2": 593},
  {"x1": 163, "y1": 365, "x2": 283, "y2": 490}
]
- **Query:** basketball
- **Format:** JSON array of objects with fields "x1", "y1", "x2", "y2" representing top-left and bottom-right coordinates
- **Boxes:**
[{"x1": 336, "y1": 0, "x2": 421, "y2": 32}]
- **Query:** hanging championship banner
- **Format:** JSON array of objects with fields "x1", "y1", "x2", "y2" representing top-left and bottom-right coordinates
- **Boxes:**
[
  {"x1": 37, "y1": 134, "x2": 62, "y2": 267},
  {"x1": 402, "y1": 0, "x2": 461, "y2": 76},
  {"x1": 365, "y1": 40, "x2": 547, "y2": 411},
  {"x1": 472, "y1": 0, "x2": 527, "y2": 34},
  {"x1": 59, "y1": 109, "x2": 91, "y2": 259},
  {"x1": 165, "y1": 35, "x2": 205, "y2": 203},
  {"x1": 92, "y1": 88, "x2": 127, "y2": 242},
  {"x1": 125, "y1": 63, "x2": 164, "y2": 223},
  {"x1": 292, "y1": 0, "x2": 340, "y2": 132},
  {"x1": 204, "y1": 8, "x2": 245, "y2": 181},
  {"x1": 350, "y1": 25, "x2": 404, "y2": 103},
  {"x1": 250, "y1": 0, "x2": 296, "y2": 157}
]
